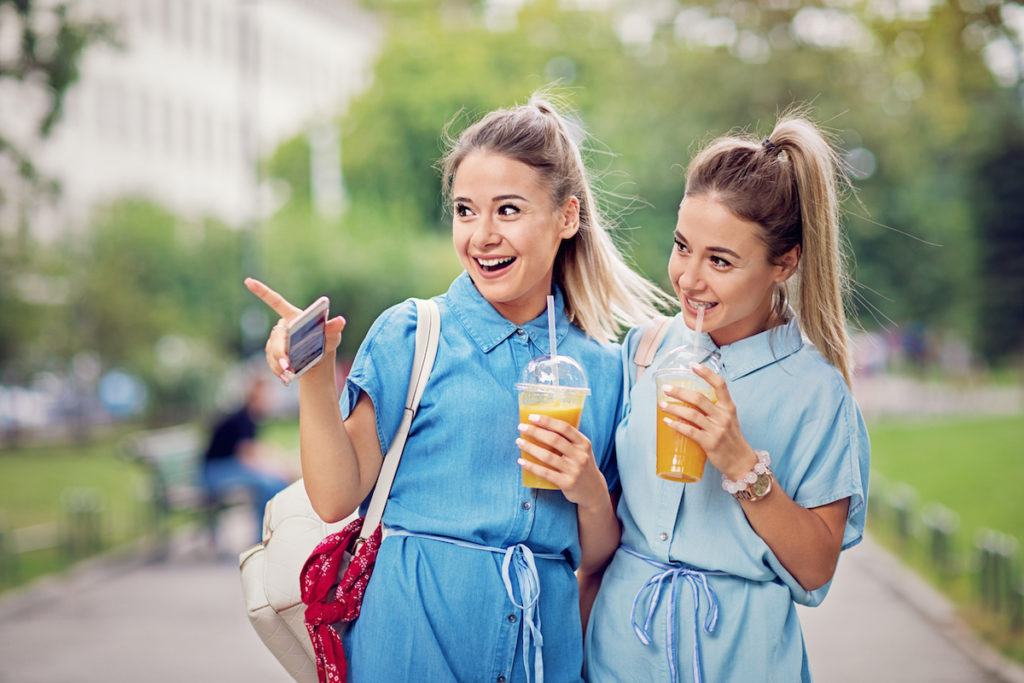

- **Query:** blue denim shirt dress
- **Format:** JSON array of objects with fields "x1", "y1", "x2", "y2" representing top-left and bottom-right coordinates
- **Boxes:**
[
  {"x1": 340, "y1": 272, "x2": 622, "y2": 683},
  {"x1": 584, "y1": 314, "x2": 870, "y2": 682}
]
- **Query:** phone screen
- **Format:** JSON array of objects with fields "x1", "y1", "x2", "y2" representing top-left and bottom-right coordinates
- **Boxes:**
[{"x1": 288, "y1": 307, "x2": 327, "y2": 377}]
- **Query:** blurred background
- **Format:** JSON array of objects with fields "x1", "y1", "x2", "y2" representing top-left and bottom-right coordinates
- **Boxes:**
[{"x1": 1, "y1": 0, "x2": 1023, "y2": 678}]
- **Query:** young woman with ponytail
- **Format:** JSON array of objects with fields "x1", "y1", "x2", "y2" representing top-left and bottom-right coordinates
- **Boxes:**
[
  {"x1": 584, "y1": 112, "x2": 870, "y2": 682},
  {"x1": 248, "y1": 92, "x2": 668, "y2": 682}
]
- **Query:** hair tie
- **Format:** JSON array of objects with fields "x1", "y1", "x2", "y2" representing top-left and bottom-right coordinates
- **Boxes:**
[{"x1": 762, "y1": 138, "x2": 777, "y2": 154}]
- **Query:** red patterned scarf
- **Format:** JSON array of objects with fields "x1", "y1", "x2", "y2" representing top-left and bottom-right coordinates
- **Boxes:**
[{"x1": 300, "y1": 516, "x2": 382, "y2": 683}]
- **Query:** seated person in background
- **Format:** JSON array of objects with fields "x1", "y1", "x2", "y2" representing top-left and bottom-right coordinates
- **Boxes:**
[{"x1": 202, "y1": 375, "x2": 293, "y2": 542}]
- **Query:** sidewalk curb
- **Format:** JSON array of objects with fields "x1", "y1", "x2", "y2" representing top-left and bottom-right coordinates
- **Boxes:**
[
  {"x1": 0, "y1": 539, "x2": 154, "y2": 621},
  {"x1": 859, "y1": 534, "x2": 1024, "y2": 683},
  {"x1": 0, "y1": 522, "x2": 219, "y2": 622}
]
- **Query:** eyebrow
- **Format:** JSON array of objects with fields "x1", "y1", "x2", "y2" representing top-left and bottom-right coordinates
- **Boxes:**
[
  {"x1": 674, "y1": 230, "x2": 742, "y2": 260},
  {"x1": 453, "y1": 194, "x2": 530, "y2": 204}
]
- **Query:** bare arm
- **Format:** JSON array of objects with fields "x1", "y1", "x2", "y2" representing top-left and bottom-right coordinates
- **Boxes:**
[
  {"x1": 296, "y1": 350, "x2": 384, "y2": 522},
  {"x1": 662, "y1": 364, "x2": 849, "y2": 591},
  {"x1": 516, "y1": 416, "x2": 621, "y2": 628},
  {"x1": 244, "y1": 277, "x2": 383, "y2": 522},
  {"x1": 738, "y1": 490, "x2": 848, "y2": 590},
  {"x1": 516, "y1": 415, "x2": 620, "y2": 571}
]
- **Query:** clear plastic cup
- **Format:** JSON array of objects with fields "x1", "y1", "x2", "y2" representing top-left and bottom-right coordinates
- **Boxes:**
[
  {"x1": 516, "y1": 355, "x2": 590, "y2": 489},
  {"x1": 654, "y1": 345, "x2": 721, "y2": 482}
]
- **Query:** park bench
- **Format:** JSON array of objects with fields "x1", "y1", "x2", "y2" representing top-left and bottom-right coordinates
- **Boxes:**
[{"x1": 120, "y1": 424, "x2": 248, "y2": 557}]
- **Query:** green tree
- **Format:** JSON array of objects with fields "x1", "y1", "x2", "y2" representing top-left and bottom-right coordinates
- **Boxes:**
[
  {"x1": 70, "y1": 199, "x2": 246, "y2": 421},
  {"x1": 0, "y1": 0, "x2": 113, "y2": 215},
  {"x1": 974, "y1": 128, "x2": 1024, "y2": 364},
  {"x1": 0, "y1": 0, "x2": 113, "y2": 380}
]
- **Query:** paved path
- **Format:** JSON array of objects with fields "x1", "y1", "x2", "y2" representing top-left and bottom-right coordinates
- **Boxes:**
[
  {"x1": 1, "y1": 506, "x2": 1022, "y2": 683},
  {"x1": 800, "y1": 536, "x2": 1023, "y2": 683}
]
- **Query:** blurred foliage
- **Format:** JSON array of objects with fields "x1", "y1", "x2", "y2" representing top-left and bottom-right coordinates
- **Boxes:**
[
  {"x1": 0, "y1": 0, "x2": 114, "y2": 209},
  {"x1": 3, "y1": 0, "x2": 1024, "y2": 423},
  {"x1": 68, "y1": 199, "x2": 246, "y2": 421},
  {"x1": 336, "y1": 0, "x2": 1024, "y2": 361}
]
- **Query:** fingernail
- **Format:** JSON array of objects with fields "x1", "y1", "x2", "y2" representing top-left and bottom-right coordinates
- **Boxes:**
[
  {"x1": 528, "y1": 414, "x2": 541, "y2": 423},
  {"x1": 517, "y1": 424, "x2": 528, "y2": 432},
  {"x1": 515, "y1": 438, "x2": 526, "y2": 448},
  {"x1": 658, "y1": 401, "x2": 668, "y2": 410},
  {"x1": 278, "y1": 358, "x2": 291, "y2": 372},
  {"x1": 690, "y1": 362, "x2": 702, "y2": 371},
  {"x1": 517, "y1": 458, "x2": 527, "y2": 467}
]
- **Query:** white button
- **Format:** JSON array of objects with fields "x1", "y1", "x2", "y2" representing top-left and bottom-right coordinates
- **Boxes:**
[{"x1": 659, "y1": 532, "x2": 668, "y2": 541}]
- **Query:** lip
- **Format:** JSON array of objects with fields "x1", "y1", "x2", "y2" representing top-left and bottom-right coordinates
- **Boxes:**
[
  {"x1": 473, "y1": 255, "x2": 516, "y2": 278},
  {"x1": 683, "y1": 297, "x2": 717, "y2": 315}
]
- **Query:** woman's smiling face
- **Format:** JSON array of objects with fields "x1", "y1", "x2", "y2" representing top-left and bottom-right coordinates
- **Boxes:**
[
  {"x1": 451, "y1": 151, "x2": 578, "y2": 325},
  {"x1": 669, "y1": 194, "x2": 799, "y2": 347}
]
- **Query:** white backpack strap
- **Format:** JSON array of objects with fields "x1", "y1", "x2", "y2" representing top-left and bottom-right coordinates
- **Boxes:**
[
  {"x1": 633, "y1": 316, "x2": 672, "y2": 380},
  {"x1": 360, "y1": 298, "x2": 440, "y2": 533}
]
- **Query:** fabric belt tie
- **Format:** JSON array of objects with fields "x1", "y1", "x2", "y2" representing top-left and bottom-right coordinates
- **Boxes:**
[
  {"x1": 621, "y1": 544, "x2": 725, "y2": 683},
  {"x1": 386, "y1": 528, "x2": 564, "y2": 683}
]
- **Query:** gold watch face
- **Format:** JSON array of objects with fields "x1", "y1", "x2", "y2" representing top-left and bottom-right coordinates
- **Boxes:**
[{"x1": 751, "y1": 473, "x2": 771, "y2": 497}]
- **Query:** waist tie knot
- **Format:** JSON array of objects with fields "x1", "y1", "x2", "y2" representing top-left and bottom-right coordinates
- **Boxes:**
[
  {"x1": 386, "y1": 528, "x2": 563, "y2": 683},
  {"x1": 621, "y1": 544, "x2": 724, "y2": 683}
]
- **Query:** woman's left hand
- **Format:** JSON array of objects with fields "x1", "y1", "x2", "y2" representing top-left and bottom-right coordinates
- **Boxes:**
[
  {"x1": 516, "y1": 416, "x2": 608, "y2": 511},
  {"x1": 659, "y1": 363, "x2": 760, "y2": 482}
]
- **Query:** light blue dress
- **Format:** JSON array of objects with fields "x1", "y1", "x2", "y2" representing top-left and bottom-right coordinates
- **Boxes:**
[
  {"x1": 584, "y1": 314, "x2": 870, "y2": 683},
  {"x1": 340, "y1": 272, "x2": 621, "y2": 683}
]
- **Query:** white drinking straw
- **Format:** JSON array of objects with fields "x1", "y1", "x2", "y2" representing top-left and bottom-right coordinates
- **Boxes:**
[
  {"x1": 693, "y1": 307, "x2": 705, "y2": 349},
  {"x1": 546, "y1": 295, "x2": 558, "y2": 360}
]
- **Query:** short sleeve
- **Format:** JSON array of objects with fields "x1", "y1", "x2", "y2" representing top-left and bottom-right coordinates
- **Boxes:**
[
  {"x1": 340, "y1": 300, "x2": 419, "y2": 455},
  {"x1": 775, "y1": 373, "x2": 871, "y2": 552}
]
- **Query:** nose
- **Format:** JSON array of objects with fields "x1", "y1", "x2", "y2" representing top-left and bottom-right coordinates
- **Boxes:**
[
  {"x1": 675, "y1": 260, "x2": 704, "y2": 292},
  {"x1": 470, "y1": 215, "x2": 501, "y2": 250}
]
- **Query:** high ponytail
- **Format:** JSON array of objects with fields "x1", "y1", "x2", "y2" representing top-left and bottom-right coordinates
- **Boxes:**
[
  {"x1": 771, "y1": 117, "x2": 853, "y2": 385},
  {"x1": 684, "y1": 110, "x2": 854, "y2": 384}
]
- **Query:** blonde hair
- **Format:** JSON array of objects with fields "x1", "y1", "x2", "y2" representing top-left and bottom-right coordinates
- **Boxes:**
[
  {"x1": 441, "y1": 93, "x2": 670, "y2": 344},
  {"x1": 684, "y1": 111, "x2": 854, "y2": 384}
]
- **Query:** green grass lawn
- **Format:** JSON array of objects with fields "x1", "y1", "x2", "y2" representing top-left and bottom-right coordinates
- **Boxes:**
[
  {"x1": 0, "y1": 432, "x2": 152, "y2": 592},
  {"x1": 0, "y1": 419, "x2": 302, "y2": 593},
  {"x1": 866, "y1": 413, "x2": 1024, "y2": 662},
  {"x1": 0, "y1": 436, "x2": 148, "y2": 531},
  {"x1": 868, "y1": 414, "x2": 1024, "y2": 547}
]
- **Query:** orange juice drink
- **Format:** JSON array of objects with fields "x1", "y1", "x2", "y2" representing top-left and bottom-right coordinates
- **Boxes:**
[
  {"x1": 655, "y1": 378, "x2": 717, "y2": 482},
  {"x1": 517, "y1": 389, "x2": 587, "y2": 489}
]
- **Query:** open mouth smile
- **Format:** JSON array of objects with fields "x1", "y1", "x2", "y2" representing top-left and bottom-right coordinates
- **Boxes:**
[
  {"x1": 686, "y1": 298, "x2": 716, "y2": 311},
  {"x1": 476, "y1": 256, "x2": 516, "y2": 273}
]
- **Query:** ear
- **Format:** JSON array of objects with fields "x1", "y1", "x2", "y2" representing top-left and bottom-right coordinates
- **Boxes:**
[
  {"x1": 774, "y1": 244, "x2": 801, "y2": 282},
  {"x1": 557, "y1": 196, "x2": 581, "y2": 240}
]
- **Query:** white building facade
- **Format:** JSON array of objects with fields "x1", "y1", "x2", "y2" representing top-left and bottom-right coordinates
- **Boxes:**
[{"x1": 10, "y1": 0, "x2": 379, "y2": 236}]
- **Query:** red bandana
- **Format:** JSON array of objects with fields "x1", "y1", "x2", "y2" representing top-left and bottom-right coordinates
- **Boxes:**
[{"x1": 300, "y1": 516, "x2": 382, "y2": 683}]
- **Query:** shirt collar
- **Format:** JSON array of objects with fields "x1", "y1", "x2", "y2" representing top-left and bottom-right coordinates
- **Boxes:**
[
  {"x1": 711, "y1": 314, "x2": 804, "y2": 381},
  {"x1": 446, "y1": 271, "x2": 570, "y2": 354}
]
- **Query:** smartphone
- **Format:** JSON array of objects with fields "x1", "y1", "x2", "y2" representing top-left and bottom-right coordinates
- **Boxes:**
[{"x1": 285, "y1": 295, "x2": 329, "y2": 379}]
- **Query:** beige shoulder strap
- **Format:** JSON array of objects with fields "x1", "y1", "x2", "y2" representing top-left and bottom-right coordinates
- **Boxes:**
[
  {"x1": 361, "y1": 298, "x2": 440, "y2": 534},
  {"x1": 633, "y1": 316, "x2": 672, "y2": 379}
]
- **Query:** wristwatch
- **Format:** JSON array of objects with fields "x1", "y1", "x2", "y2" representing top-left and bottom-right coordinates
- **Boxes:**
[
  {"x1": 721, "y1": 449, "x2": 774, "y2": 502},
  {"x1": 732, "y1": 467, "x2": 773, "y2": 502}
]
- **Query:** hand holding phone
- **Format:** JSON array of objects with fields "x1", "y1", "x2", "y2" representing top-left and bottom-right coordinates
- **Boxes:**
[{"x1": 285, "y1": 295, "x2": 329, "y2": 379}]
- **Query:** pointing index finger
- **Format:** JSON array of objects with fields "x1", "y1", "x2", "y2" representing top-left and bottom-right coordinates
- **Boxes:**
[{"x1": 244, "y1": 277, "x2": 301, "y2": 319}]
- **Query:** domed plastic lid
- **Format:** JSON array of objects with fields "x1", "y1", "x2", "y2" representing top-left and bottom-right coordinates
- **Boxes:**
[
  {"x1": 655, "y1": 344, "x2": 721, "y2": 373},
  {"x1": 516, "y1": 354, "x2": 590, "y2": 392}
]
